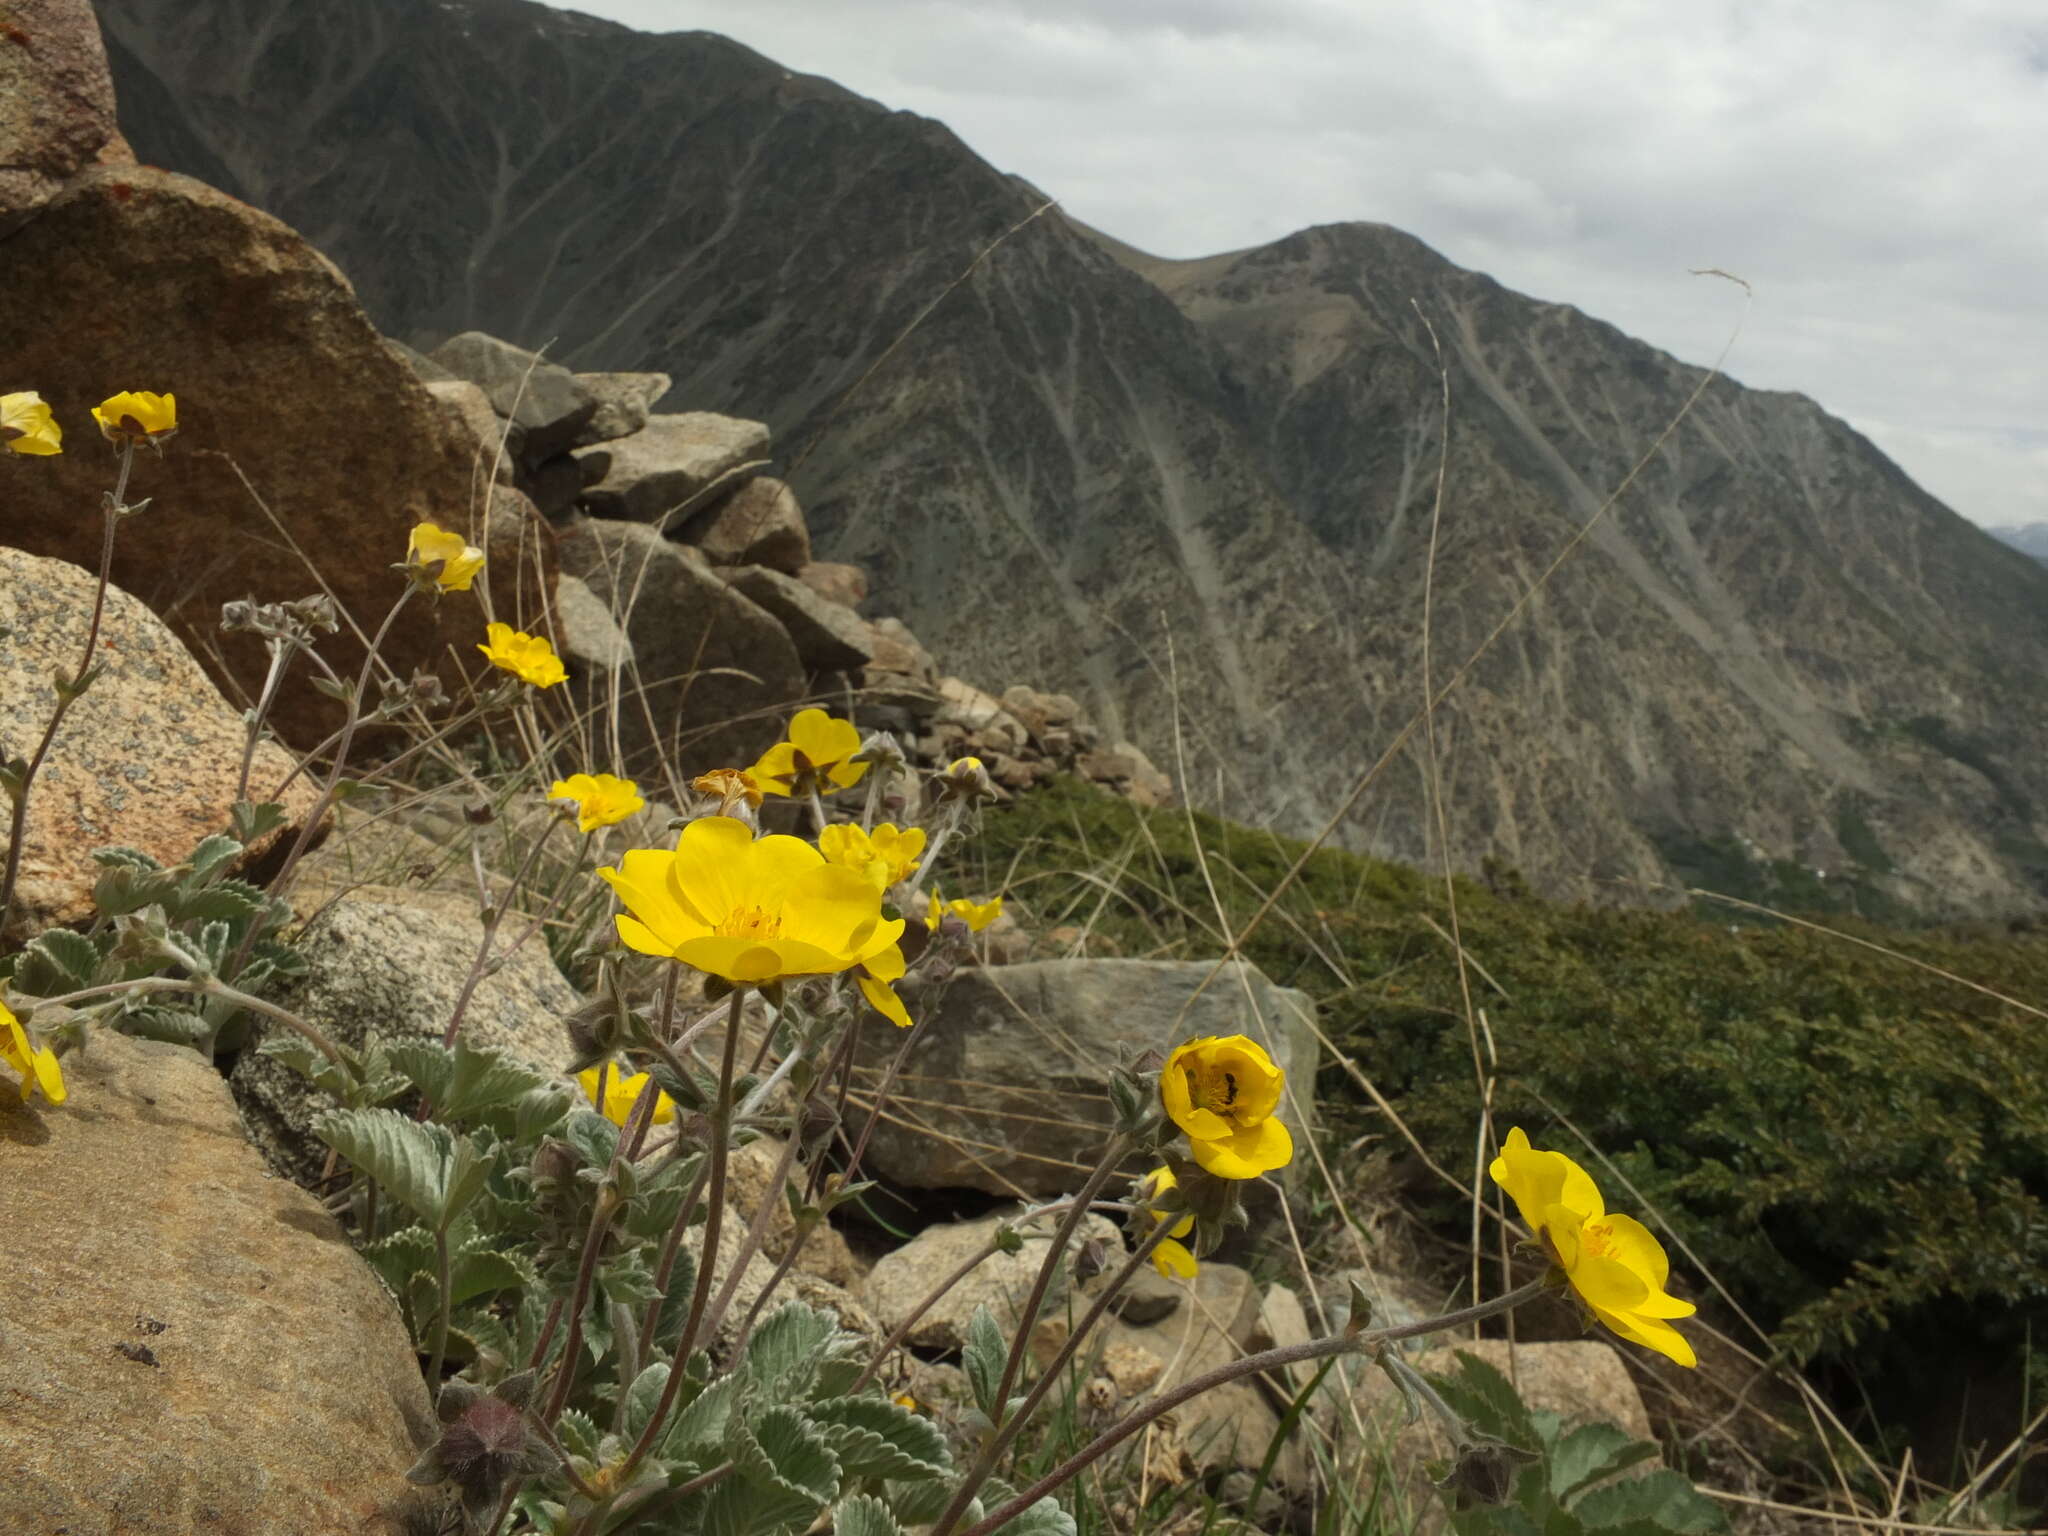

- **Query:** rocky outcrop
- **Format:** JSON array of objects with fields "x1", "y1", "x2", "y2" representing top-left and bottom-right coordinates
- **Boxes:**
[
  {"x1": 0, "y1": 546, "x2": 320, "y2": 942},
  {"x1": 0, "y1": 1029, "x2": 437, "y2": 1533},
  {"x1": 0, "y1": 162, "x2": 501, "y2": 749},
  {"x1": 860, "y1": 959, "x2": 1318, "y2": 1197},
  {"x1": 231, "y1": 890, "x2": 581, "y2": 1181},
  {"x1": 0, "y1": 0, "x2": 132, "y2": 227}
]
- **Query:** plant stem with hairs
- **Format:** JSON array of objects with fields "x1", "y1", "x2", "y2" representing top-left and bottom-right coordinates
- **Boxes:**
[
  {"x1": 1, "y1": 445, "x2": 131, "y2": 938},
  {"x1": 617, "y1": 984, "x2": 748, "y2": 1479}
]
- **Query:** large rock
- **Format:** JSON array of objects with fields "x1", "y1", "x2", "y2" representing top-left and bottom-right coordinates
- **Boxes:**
[
  {"x1": 681, "y1": 475, "x2": 811, "y2": 573},
  {"x1": 797, "y1": 562, "x2": 869, "y2": 611},
  {"x1": 573, "y1": 413, "x2": 769, "y2": 528},
  {"x1": 0, "y1": 1029, "x2": 436, "y2": 1533},
  {"x1": 0, "y1": 165, "x2": 494, "y2": 748},
  {"x1": 0, "y1": 546, "x2": 320, "y2": 942},
  {"x1": 862, "y1": 960, "x2": 1318, "y2": 1197},
  {"x1": 861, "y1": 1206, "x2": 1120, "y2": 1352},
  {"x1": 0, "y1": 0, "x2": 132, "y2": 229},
  {"x1": 232, "y1": 890, "x2": 580, "y2": 1182},
  {"x1": 724, "y1": 564, "x2": 875, "y2": 672},
  {"x1": 430, "y1": 330, "x2": 595, "y2": 466},
  {"x1": 556, "y1": 517, "x2": 805, "y2": 778},
  {"x1": 574, "y1": 369, "x2": 671, "y2": 444}
]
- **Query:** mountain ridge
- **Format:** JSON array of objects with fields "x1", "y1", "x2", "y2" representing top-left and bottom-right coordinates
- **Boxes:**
[{"x1": 91, "y1": 0, "x2": 2048, "y2": 917}]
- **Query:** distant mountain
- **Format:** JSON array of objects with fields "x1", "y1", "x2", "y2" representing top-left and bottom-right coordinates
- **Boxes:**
[
  {"x1": 92, "y1": 0, "x2": 2048, "y2": 917},
  {"x1": 1988, "y1": 523, "x2": 2048, "y2": 563}
]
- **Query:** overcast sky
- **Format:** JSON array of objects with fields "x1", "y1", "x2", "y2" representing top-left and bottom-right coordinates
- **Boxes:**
[{"x1": 579, "y1": 0, "x2": 2045, "y2": 529}]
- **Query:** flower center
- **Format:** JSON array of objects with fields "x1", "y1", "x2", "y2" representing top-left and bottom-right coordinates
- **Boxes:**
[
  {"x1": 1580, "y1": 1219, "x2": 1616, "y2": 1261},
  {"x1": 714, "y1": 904, "x2": 782, "y2": 940},
  {"x1": 1188, "y1": 1063, "x2": 1242, "y2": 1119}
]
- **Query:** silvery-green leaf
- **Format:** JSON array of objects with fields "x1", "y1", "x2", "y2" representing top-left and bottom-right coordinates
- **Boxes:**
[
  {"x1": 834, "y1": 1494, "x2": 907, "y2": 1536},
  {"x1": 312, "y1": 1107, "x2": 453, "y2": 1224},
  {"x1": 963, "y1": 1305, "x2": 1007, "y2": 1418},
  {"x1": 806, "y1": 1396, "x2": 951, "y2": 1480}
]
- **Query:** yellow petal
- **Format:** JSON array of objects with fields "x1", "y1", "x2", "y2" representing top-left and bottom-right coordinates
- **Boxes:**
[
  {"x1": 749, "y1": 742, "x2": 800, "y2": 795},
  {"x1": 1152, "y1": 1239, "x2": 1199, "y2": 1280},
  {"x1": 1188, "y1": 1116, "x2": 1293, "y2": 1179},
  {"x1": 858, "y1": 972, "x2": 914, "y2": 1029},
  {"x1": 669, "y1": 816, "x2": 772, "y2": 925}
]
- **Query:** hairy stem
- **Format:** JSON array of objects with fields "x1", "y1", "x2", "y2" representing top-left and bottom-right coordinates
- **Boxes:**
[
  {"x1": 1, "y1": 460, "x2": 127, "y2": 938},
  {"x1": 619, "y1": 985, "x2": 747, "y2": 1476}
]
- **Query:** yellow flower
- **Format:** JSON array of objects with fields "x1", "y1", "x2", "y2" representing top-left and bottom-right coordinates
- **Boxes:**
[
  {"x1": 693, "y1": 768, "x2": 764, "y2": 814},
  {"x1": 577, "y1": 1062, "x2": 674, "y2": 1128},
  {"x1": 1161, "y1": 1034, "x2": 1293, "y2": 1180},
  {"x1": 91, "y1": 390, "x2": 176, "y2": 444},
  {"x1": 478, "y1": 622, "x2": 568, "y2": 688},
  {"x1": 1141, "y1": 1166, "x2": 1198, "y2": 1280},
  {"x1": 922, "y1": 888, "x2": 1003, "y2": 933},
  {"x1": 819, "y1": 822, "x2": 926, "y2": 892},
  {"x1": 0, "y1": 391, "x2": 62, "y2": 456},
  {"x1": 750, "y1": 708, "x2": 868, "y2": 797},
  {"x1": 1489, "y1": 1127, "x2": 1697, "y2": 1367},
  {"x1": 1, "y1": 1002, "x2": 66, "y2": 1106},
  {"x1": 935, "y1": 755, "x2": 998, "y2": 803},
  {"x1": 406, "y1": 521, "x2": 487, "y2": 592},
  {"x1": 854, "y1": 937, "x2": 913, "y2": 1029},
  {"x1": 549, "y1": 773, "x2": 645, "y2": 833},
  {"x1": 598, "y1": 815, "x2": 902, "y2": 986}
]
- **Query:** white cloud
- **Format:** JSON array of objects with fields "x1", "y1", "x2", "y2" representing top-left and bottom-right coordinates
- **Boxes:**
[{"x1": 575, "y1": 0, "x2": 2048, "y2": 525}]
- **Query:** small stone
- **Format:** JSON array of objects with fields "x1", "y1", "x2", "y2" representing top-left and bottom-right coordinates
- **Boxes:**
[
  {"x1": 934, "y1": 678, "x2": 1028, "y2": 753},
  {"x1": 681, "y1": 476, "x2": 812, "y2": 573},
  {"x1": 429, "y1": 331, "x2": 596, "y2": 466},
  {"x1": 573, "y1": 369, "x2": 672, "y2": 443},
  {"x1": 863, "y1": 617, "x2": 939, "y2": 683},
  {"x1": 575, "y1": 413, "x2": 770, "y2": 527},
  {"x1": 723, "y1": 565, "x2": 875, "y2": 672},
  {"x1": 797, "y1": 561, "x2": 869, "y2": 610}
]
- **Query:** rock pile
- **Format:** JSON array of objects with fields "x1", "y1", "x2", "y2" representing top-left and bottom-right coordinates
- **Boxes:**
[{"x1": 409, "y1": 330, "x2": 1175, "y2": 801}]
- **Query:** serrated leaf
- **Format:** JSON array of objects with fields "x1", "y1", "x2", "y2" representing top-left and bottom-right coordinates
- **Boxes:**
[
  {"x1": 1551, "y1": 1422, "x2": 1662, "y2": 1504},
  {"x1": 806, "y1": 1396, "x2": 951, "y2": 1480},
  {"x1": 362, "y1": 1225, "x2": 438, "y2": 1302},
  {"x1": 563, "y1": 1107, "x2": 619, "y2": 1170},
  {"x1": 884, "y1": 1479, "x2": 958, "y2": 1525},
  {"x1": 619, "y1": 1361, "x2": 672, "y2": 1442},
  {"x1": 447, "y1": 1246, "x2": 536, "y2": 1308},
  {"x1": 556, "y1": 1408, "x2": 602, "y2": 1462},
  {"x1": 1573, "y1": 1471, "x2": 1725, "y2": 1534},
  {"x1": 91, "y1": 845, "x2": 163, "y2": 872},
  {"x1": 184, "y1": 833, "x2": 245, "y2": 883},
  {"x1": 312, "y1": 1107, "x2": 455, "y2": 1225},
  {"x1": 964, "y1": 1305, "x2": 1008, "y2": 1418},
  {"x1": 92, "y1": 864, "x2": 183, "y2": 916},
  {"x1": 598, "y1": 1248, "x2": 662, "y2": 1310},
  {"x1": 124, "y1": 1007, "x2": 214, "y2": 1045},
  {"x1": 10, "y1": 928, "x2": 106, "y2": 994},
  {"x1": 742, "y1": 1302, "x2": 855, "y2": 1402},
  {"x1": 441, "y1": 1040, "x2": 554, "y2": 1120},
  {"x1": 172, "y1": 883, "x2": 264, "y2": 924},
  {"x1": 508, "y1": 1082, "x2": 574, "y2": 1143},
  {"x1": 661, "y1": 1370, "x2": 739, "y2": 1463},
  {"x1": 1435, "y1": 1349, "x2": 1542, "y2": 1450},
  {"x1": 231, "y1": 800, "x2": 288, "y2": 845},
  {"x1": 727, "y1": 1404, "x2": 840, "y2": 1529},
  {"x1": 835, "y1": 1494, "x2": 907, "y2": 1536},
  {"x1": 978, "y1": 1478, "x2": 1075, "y2": 1536}
]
